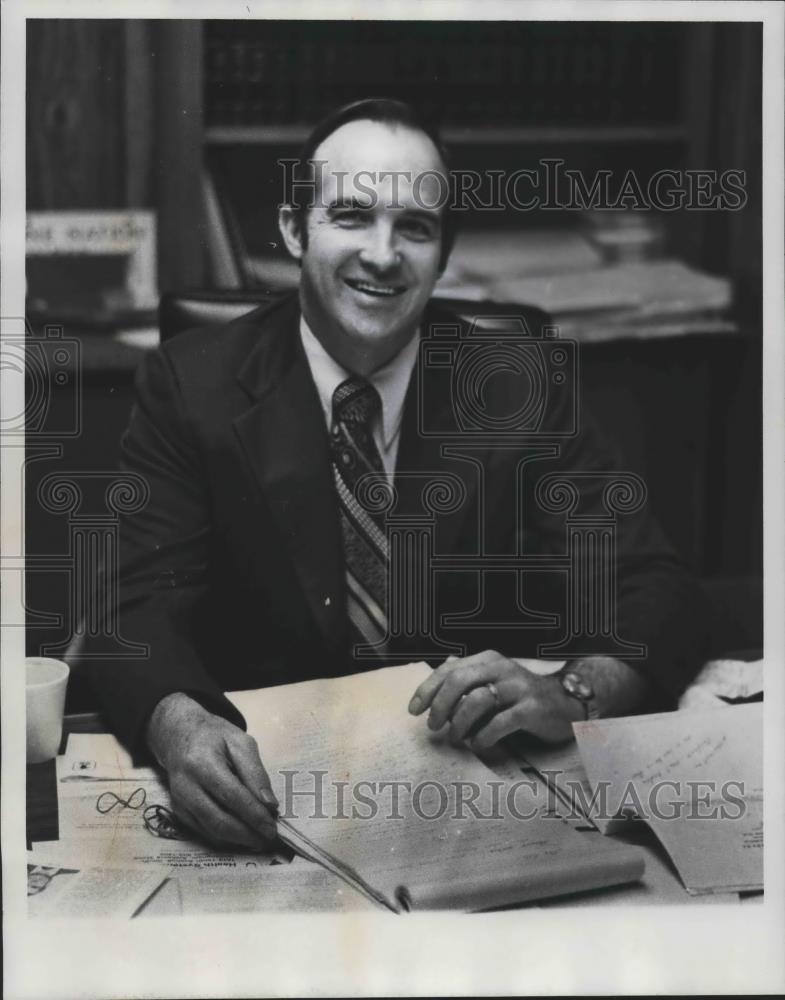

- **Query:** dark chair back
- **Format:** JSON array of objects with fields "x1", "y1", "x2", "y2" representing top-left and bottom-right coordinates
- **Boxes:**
[{"x1": 159, "y1": 289, "x2": 287, "y2": 341}]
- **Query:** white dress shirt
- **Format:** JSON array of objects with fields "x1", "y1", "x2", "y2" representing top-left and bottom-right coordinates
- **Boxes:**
[{"x1": 299, "y1": 315, "x2": 420, "y2": 476}]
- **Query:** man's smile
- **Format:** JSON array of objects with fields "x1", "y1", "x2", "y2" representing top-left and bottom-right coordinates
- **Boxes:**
[{"x1": 343, "y1": 277, "x2": 407, "y2": 298}]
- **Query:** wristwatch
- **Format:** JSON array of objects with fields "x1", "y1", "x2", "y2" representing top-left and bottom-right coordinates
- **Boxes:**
[{"x1": 558, "y1": 666, "x2": 600, "y2": 720}]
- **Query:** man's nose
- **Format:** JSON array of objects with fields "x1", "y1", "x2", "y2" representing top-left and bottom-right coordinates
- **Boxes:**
[{"x1": 358, "y1": 223, "x2": 400, "y2": 272}]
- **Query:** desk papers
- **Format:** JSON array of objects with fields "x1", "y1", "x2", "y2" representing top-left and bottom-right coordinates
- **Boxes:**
[
  {"x1": 42, "y1": 665, "x2": 762, "y2": 911},
  {"x1": 573, "y1": 703, "x2": 763, "y2": 894},
  {"x1": 35, "y1": 734, "x2": 292, "y2": 917},
  {"x1": 27, "y1": 852, "x2": 165, "y2": 919},
  {"x1": 175, "y1": 862, "x2": 377, "y2": 915},
  {"x1": 50, "y1": 734, "x2": 287, "y2": 872},
  {"x1": 227, "y1": 661, "x2": 644, "y2": 911},
  {"x1": 42, "y1": 663, "x2": 646, "y2": 914}
]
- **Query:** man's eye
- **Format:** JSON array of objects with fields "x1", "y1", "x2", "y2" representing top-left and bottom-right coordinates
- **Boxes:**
[
  {"x1": 333, "y1": 210, "x2": 368, "y2": 227},
  {"x1": 399, "y1": 219, "x2": 436, "y2": 240}
]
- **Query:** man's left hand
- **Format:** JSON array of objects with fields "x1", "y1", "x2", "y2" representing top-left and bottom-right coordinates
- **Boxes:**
[{"x1": 408, "y1": 651, "x2": 584, "y2": 748}]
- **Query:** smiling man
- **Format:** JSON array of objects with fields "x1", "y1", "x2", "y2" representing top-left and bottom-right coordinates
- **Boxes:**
[
  {"x1": 87, "y1": 99, "x2": 706, "y2": 851},
  {"x1": 278, "y1": 114, "x2": 446, "y2": 378}
]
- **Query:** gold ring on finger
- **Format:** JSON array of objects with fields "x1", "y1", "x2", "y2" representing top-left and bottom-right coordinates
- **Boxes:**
[{"x1": 485, "y1": 681, "x2": 500, "y2": 709}]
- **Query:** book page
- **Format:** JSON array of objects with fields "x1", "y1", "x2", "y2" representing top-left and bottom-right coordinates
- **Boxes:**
[
  {"x1": 228, "y1": 662, "x2": 644, "y2": 910},
  {"x1": 573, "y1": 703, "x2": 763, "y2": 893}
]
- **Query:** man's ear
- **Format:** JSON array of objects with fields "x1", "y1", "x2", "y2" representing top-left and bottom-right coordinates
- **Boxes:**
[{"x1": 278, "y1": 205, "x2": 305, "y2": 261}]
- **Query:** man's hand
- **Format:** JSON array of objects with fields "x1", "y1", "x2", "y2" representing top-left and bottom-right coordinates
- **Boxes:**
[
  {"x1": 146, "y1": 693, "x2": 279, "y2": 851},
  {"x1": 408, "y1": 651, "x2": 584, "y2": 748}
]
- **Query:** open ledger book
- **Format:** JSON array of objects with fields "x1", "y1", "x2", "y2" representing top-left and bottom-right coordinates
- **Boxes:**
[{"x1": 227, "y1": 661, "x2": 644, "y2": 911}]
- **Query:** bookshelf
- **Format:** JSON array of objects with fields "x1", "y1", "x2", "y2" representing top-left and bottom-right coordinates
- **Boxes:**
[
  {"x1": 191, "y1": 22, "x2": 686, "y2": 290},
  {"x1": 201, "y1": 21, "x2": 685, "y2": 130},
  {"x1": 180, "y1": 20, "x2": 755, "y2": 293},
  {"x1": 199, "y1": 20, "x2": 693, "y2": 214},
  {"x1": 204, "y1": 124, "x2": 687, "y2": 146},
  {"x1": 26, "y1": 19, "x2": 760, "y2": 312}
]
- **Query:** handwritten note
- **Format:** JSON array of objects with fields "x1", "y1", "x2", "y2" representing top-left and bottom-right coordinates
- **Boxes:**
[{"x1": 574, "y1": 703, "x2": 762, "y2": 894}]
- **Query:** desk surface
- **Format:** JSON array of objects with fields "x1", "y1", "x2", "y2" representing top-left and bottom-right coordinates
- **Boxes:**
[{"x1": 27, "y1": 712, "x2": 761, "y2": 911}]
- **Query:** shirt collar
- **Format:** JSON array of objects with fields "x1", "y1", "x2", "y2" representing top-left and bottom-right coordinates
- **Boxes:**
[{"x1": 299, "y1": 314, "x2": 420, "y2": 450}]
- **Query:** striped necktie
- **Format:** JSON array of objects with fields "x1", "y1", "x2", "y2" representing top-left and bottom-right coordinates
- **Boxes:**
[{"x1": 330, "y1": 377, "x2": 389, "y2": 659}]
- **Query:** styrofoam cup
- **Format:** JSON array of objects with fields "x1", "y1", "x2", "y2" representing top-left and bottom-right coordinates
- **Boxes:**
[{"x1": 26, "y1": 657, "x2": 70, "y2": 764}]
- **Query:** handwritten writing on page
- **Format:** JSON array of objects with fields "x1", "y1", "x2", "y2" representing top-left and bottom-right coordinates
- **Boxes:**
[
  {"x1": 573, "y1": 703, "x2": 762, "y2": 894},
  {"x1": 228, "y1": 661, "x2": 644, "y2": 911}
]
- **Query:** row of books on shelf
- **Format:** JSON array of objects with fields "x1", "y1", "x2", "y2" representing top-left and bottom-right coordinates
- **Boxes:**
[
  {"x1": 204, "y1": 22, "x2": 682, "y2": 128},
  {"x1": 204, "y1": 167, "x2": 734, "y2": 344}
]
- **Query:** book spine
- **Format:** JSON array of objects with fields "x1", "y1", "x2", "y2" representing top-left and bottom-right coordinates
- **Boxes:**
[{"x1": 202, "y1": 23, "x2": 683, "y2": 129}]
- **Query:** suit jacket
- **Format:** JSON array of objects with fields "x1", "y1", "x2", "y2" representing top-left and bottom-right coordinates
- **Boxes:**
[{"x1": 87, "y1": 292, "x2": 707, "y2": 752}]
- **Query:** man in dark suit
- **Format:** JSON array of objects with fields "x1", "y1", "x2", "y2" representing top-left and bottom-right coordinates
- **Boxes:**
[{"x1": 88, "y1": 99, "x2": 705, "y2": 851}]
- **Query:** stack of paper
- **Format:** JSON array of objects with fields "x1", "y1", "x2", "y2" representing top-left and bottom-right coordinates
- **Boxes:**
[
  {"x1": 518, "y1": 701, "x2": 763, "y2": 897},
  {"x1": 572, "y1": 704, "x2": 762, "y2": 895},
  {"x1": 433, "y1": 228, "x2": 734, "y2": 342},
  {"x1": 437, "y1": 228, "x2": 604, "y2": 288}
]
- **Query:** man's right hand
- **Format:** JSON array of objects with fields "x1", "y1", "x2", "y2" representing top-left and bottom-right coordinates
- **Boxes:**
[{"x1": 145, "y1": 692, "x2": 279, "y2": 851}]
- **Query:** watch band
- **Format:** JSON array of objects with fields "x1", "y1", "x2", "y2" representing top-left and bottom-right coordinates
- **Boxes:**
[{"x1": 558, "y1": 667, "x2": 600, "y2": 720}]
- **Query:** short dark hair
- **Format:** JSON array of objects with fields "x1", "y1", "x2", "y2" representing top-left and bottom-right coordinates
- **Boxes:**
[{"x1": 288, "y1": 98, "x2": 456, "y2": 270}]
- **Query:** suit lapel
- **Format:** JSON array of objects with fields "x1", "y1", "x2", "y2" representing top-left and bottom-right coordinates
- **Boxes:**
[{"x1": 232, "y1": 296, "x2": 345, "y2": 645}]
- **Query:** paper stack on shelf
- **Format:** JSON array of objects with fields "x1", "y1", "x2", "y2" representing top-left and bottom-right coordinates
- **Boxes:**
[
  {"x1": 434, "y1": 228, "x2": 735, "y2": 342},
  {"x1": 438, "y1": 228, "x2": 605, "y2": 287}
]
